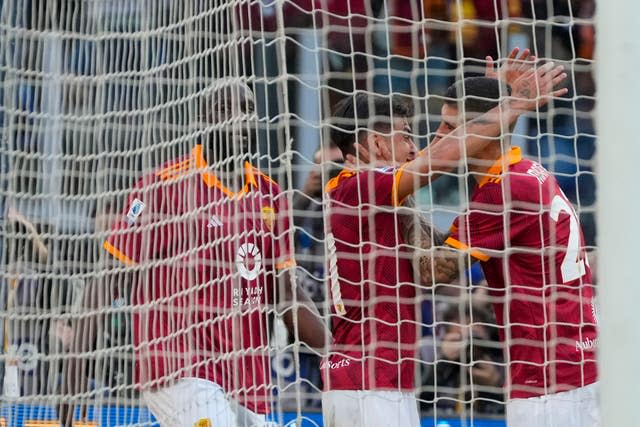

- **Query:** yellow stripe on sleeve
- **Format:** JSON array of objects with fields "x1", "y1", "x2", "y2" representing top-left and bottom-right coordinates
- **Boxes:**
[
  {"x1": 445, "y1": 236, "x2": 491, "y2": 262},
  {"x1": 103, "y1": 240, "x2": 136, "y2": 266},
  {"x1": 392, "y1": 163, "x2": 411, "y2": 206}
]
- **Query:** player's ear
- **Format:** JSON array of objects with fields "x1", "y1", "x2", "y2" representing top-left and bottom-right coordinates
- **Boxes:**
[
  {"x1": 357, "y1": 132, "x2": 374, "y2": 160},
  {"x1": 365, "y1": 132, "x2": 383, "y2": 160}
]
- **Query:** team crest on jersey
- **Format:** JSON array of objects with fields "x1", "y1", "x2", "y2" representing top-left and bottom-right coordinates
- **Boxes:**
[
  {"x1": 261, "y1": 206, "x2": 275, "y2": 231},
  {"x1": 125, "y1": 198, "x2": 146, "y2": 225},
  {"x1": 194, "y1": 419, "x2": 212, "y2": 427}
]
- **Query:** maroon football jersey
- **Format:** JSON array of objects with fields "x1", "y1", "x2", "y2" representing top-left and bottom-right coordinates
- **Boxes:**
[
  {"x1": 104, "y1": 144, "x2": 295, "y2": 414},
  {"x1": 323, "y1": 168, "x2": 417, "y2": 391},
  {"x1": 446, "y1": 147, "x2": 598, "y2": 399}
]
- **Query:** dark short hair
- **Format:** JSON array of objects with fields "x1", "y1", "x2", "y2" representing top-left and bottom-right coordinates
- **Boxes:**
[
  {"x1": 444, "y1": 77, "x2": 511, "y2": 116},
  {"x1": 330, "y1": 92, "x2": 413, "y2": 157},
  {"x1": 202, "y1": 80, "x2": 255, "y2": 123}
]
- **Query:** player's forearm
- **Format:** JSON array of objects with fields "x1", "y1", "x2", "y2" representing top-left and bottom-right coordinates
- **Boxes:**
[
  {"x1": 400, "y1": 199, "x2": 450, "y2": 286},
  {"x1": 428, "y1": 104, "x2": 513, "y2": 171},
  {"x1": 397, "y1": 103, "x2": 514, "y2": 199},
  {"x1": 278, "y1": 272, "x2": 331, "y2": 350}
]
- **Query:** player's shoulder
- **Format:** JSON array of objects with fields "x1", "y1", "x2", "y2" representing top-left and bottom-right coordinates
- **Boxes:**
[
  {"x1": 246, "y1": 163, "x2": 284, "y2": 195},
  {"x1": 352, "y1": 166, "x2": 396, "y2": 186},
  {"x1": 508, "y1": 158, "x2": 556, "y2": 200},
  {"x1": 154, "y1": 154, "x2": 196, "y2": 183},
  {"x1": 125, "y1": 154, "x2": 193, "y2": 198},
  {"x1": 479, "y1": 158, "x2": 557, "y2": 208},
  {"x1": 326, "y1": 166, "x2": 395, "y2": 198}
]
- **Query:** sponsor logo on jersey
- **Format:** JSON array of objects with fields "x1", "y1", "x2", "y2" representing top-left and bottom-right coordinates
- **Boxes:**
[
  {"x1": 233, "y1": 285, "x2": 264, "y2": 307},
  {"x1": 207, "y1": 214, "x2": 223, "y2": 228},
  {"x1": 320, "y1": 357, "x2": 351, "y2": 371},
  {"x1": 236, "y1": 242, "x2": 262, "y2": 281},
  {"x1": 261, "y1": 206, "x2": 275, "y2": 231},
  {"x1": 125, "y1": 198, "x2": 146, "y2": 225},
  {"x1": 575, "y1": 337, "x2": 598, "y2": 352}
]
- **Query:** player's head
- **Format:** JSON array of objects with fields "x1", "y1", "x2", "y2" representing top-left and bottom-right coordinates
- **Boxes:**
[
  {"x1": 330, "y1": 92, "x2": 417, "y2": 163},
  {"x1": 433, "y1": 77, "x2": 511, "y2": 145},
  {"x1": 201, "y1": 80, "x2": 256, "y2": 168}
]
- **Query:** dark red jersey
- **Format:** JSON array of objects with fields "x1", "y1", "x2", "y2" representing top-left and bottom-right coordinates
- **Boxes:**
[
  {"x1": 104, "y1": 144, "x2": 295, "y2": 413},
  {"x1": 446, "y1": 147, "x2": 598, "y2": 398},
  {"x1": 323, "y1": 167, "x2": 417, "y2": 391}
]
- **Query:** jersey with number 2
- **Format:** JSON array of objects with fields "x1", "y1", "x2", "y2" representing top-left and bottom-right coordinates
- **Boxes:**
[{"x1": 447, "y1": 152, "x2": 597, "y2": 399}]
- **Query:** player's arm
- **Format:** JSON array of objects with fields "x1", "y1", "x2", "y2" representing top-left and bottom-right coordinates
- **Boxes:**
[
  {"x1": 271, "y1": 188, "x2": 331, "y2": 350},
  {"x1": 400, "y1": 203, "x2": 471, "y2": 286},
  {"x1": 395, "y1": 62, "x2": 568, "y2": 204},
  {"x1": 277, "y1": 268, "x2": 331, "y2": 350}
]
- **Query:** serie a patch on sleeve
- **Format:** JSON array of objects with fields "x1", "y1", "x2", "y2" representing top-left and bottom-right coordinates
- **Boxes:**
[{"x1": 126, "y1": 198, "x2": 146, "y2": 225}]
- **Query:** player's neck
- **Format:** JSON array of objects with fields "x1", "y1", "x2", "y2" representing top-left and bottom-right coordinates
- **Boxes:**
[
  {"x1": 204, "y1": 147, "x2": 246, "y2": 193},
  {"x1": 217, "y1": 167, "x2": 246, "y2": 193},
  {"x1": 470, "y1": 141, "x2": 511, "y2": 184}
]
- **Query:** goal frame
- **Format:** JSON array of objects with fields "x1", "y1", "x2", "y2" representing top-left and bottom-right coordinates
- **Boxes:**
[{"x1": 596, "y1": 1, "x2": 640, "y2": 425}]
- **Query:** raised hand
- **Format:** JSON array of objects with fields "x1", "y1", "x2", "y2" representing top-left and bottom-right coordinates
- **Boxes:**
[
  {"x1": 509, "y1": 61, "x2": 568, "y2": 114},
  {"x1": 485, "y1": 47, "x2": 537, "y2": 88}
]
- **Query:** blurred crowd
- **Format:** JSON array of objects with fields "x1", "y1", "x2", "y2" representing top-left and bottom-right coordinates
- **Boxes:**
[{"x1": 0, "y1": 0, "x2": 596, "y2": 421}]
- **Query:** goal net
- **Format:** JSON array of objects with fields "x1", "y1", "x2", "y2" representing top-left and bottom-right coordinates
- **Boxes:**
[{"x1": 0, "y1": 0, "x2": 596, "y2": 426}]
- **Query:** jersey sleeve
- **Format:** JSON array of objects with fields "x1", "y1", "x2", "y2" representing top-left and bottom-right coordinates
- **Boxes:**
[{"x1": 103, "y1": 181, "x2": 165, "y2": 265}]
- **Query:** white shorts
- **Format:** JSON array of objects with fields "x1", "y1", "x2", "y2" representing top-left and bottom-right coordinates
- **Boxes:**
[
  {"x1": 506, "y1": 382, "x2": 600, "y2": 427},
  {"x1": 322, "y1": 390, "x2": 420, "y2": 427},
  {"x1": 143, "y1": 377, "x2": 275, "y2": 427}
]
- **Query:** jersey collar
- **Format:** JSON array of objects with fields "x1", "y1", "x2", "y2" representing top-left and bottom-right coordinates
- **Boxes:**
[
  {"x1": 477, "y1": 146, "x2": 522, "y2": 188},
  {"x1": 324, "y1": 168, "x2": 355, "y2": 193},
  {"x1": 192, "y1": 144, "x2": 258, "y2": 197}
]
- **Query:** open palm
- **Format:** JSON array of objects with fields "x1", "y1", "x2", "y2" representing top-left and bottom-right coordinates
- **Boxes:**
[{"x1": 485, "y1": 47, "x2": 537, "y2": 88}]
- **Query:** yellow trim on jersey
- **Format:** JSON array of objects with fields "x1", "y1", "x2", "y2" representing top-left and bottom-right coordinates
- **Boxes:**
[
  {"x1": 392, "y1": 163, "x2": 410, "y2": 206},
  {"x1": 244, "y1": 161, "x2": 259, "y2": 188},
  {"x1": 276, "y1": 259, "x2": 297, "y2": 270},
  {"x1": 324, "y1": 166, "x2": 410, "y2": 207},
  {"x1": 477, "y1": 146, "x2": 522, "y2": 188},
  {"x1": 445, "y1": 236, "x2": 490, "y2": 262},
  {"x1": 157, "y1": 159, "x2": 195, "y2": 181},
  {"x1": 157, "y1": 158, "x2": 193, "y2": 175},
  {"x1": 192, "y1": 145, "x2": 260, "y2": 197},
  {"x1": 324, "y1": 169, "x2": 355, "y2": 193},
  {"x1": 103, "y1": 240, "x2": 136, "y2": 266}
]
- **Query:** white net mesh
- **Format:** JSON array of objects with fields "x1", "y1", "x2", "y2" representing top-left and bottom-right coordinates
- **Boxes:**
[{"x1": 0, "y1": 0, "x2": 596, "y2": 426}]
